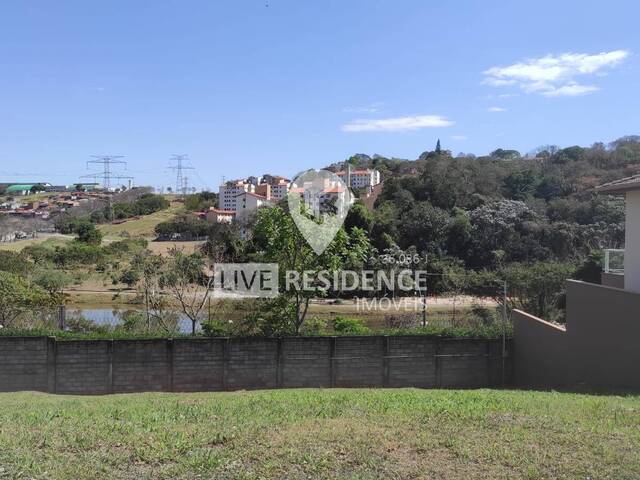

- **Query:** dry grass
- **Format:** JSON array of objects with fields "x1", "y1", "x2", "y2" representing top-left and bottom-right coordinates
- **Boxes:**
[
  {"x1": 147, "y1": 240, "x2": 206, "y2": 256},
  {"x1": 0, "y1": 234, "x2": 71, "y2": 251}
]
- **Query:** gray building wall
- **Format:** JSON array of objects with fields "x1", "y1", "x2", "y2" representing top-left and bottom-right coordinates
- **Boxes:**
[
  {"x1": 601, "y1": 272, "x2": 624, "y2": 289},
  {"x1": 0, "y1": 336, "x2": 509, "y2": 394},
  {"x1": 513, "y1": 280, "x2": 640, "y2": 391}
]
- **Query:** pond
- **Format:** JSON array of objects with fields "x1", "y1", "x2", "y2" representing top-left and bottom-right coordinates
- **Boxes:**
[{"x1": 66, "y1": 307, "x2": 202, "y2": 334}]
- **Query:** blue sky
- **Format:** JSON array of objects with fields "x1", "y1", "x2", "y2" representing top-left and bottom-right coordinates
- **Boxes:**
[{"x1": 0, "y1": 0, "x2": 638, "y2": 189}]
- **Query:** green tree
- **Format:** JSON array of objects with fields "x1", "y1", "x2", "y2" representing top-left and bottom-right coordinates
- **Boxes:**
[
  {"x1": 34, "y1": 270, "x2": 72, "y2": 302},
  {"x1": 162, "y1": 250, "x2": 213, "y2": 335},
  {"x1": 252, "y1": 205, "x2": 370, "y2": 334},
  {"x1": 73, "y1": 219, "x2": 103, "y2": 245},
  {"x1": 503, "y1": 170, "x2": 538, "y2": 200},
  {"x1": 344, "y1": 201, "x2": 373, "y2": 233},
  {"x1": 501, "y1": 262, "x2": 575, "y2": 320},
  {"x1": 398, "y1": 202, "x2": 449, "y2": 253},
  {"x1": 0, "y1": 272, "x2": 51, "y2": 328},
  {"x1": 0, "y1": 251, "x2": 32, "y2": 275}
]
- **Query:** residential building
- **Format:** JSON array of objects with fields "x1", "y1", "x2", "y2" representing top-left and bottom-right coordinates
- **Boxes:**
[
  {"x1": 597, "y1": 174, "x2": 640, "y2": 292},
  {"x1": 234, "y1": 191, "x2": 273, "y2": 221},
  {"x1": 218, "y1": 174, "x2": 290, "y2": 212},
  {"x1": 206, "y1": 208, "x2": 235, "y2": 224},
  {"x1": 218, "y1": 179, "x2": 255, "y2": 211},
  {"x1": 335, "y1": 168, "x2": 381, "y2": 191}
]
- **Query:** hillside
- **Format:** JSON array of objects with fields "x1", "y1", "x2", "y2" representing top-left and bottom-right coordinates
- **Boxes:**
[
  {"x1": 97, "y1": 201, "x2": 183, "y2": 240},
  {"x1": 337, "y1": 138, "x2": 637, "y2": 272}
]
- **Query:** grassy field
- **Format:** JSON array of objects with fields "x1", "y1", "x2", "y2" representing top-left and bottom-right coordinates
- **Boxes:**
[
  {"x1": 0, "y1": 389, "x2": 638, "y2": 479},
  {"x1": 0, "y1": 234, "x2": 71, "y2": 252},
  {"x1": 98, "y1": 203, "x2": 183, "y2": 240}
]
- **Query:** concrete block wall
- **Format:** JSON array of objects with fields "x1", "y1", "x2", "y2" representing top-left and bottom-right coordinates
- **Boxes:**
[
  {"x1": 0, "y1": 337, "x2": 51, "y2": 392},
  {"x1": 0, "y1": 336, "x2": 509, "y2": 394}
]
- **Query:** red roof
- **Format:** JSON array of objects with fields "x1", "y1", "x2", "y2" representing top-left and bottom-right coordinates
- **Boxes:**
[{"x1": 208, "y1": 208, "x2": 236, "y2": 215}]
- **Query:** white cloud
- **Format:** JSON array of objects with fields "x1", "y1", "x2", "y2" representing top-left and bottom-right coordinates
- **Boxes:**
[
  {"x1": 342, "y1": 115, "x2": 453, "y2": 132},
  {"x1": 342, "y1": 102, "x2": 383, "y2": 114},
  {"x1": 450, "y1": 135, "x2": 468, "y2": 141},
  {"x1": 541, "y1": 83, "x2": 599, "y2": 97},
  {"x1": 484, "y1": 50, "x2": 629, "y2": 97},
  {"x1": 488, "y1": 106, "x2": 507, "y2": 112}
]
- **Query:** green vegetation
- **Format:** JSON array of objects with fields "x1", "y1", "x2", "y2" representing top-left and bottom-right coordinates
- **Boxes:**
[
  {"x1": 154, "y1": 213, "x2": 212, "y2": 239},
  {"x1": 98, "y1": 203, "x2": 181, "y2": 239},
  {"x1": 0, "y1": 389, "x2": 638, "y2": 479},
  {"x1": 53, "y1": 192, "x2": 171, "y2": 237},
  {"x1": 183, "y1": 190, "x2": 218, "y2": 211},
  {"x1": 0, "y1": 271, "x2": 53, "y2": 327},
  {"x1": 251, "y1": 205, "x2": 370, "y2": 334},
  {"x1": 108, "y1": 193, "x2": 170, "y2": 220}
]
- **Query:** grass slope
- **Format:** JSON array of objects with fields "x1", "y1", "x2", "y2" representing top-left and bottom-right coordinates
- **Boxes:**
[
  {"x1": 98, "y1": 203, "x2": 183, "y2": 240},
  {"x1": 0, "y1": 389, "x2": 638, "y2": 479},
  {"x1": 0, "y1": 234, "x2": 71, "y2": 252}
]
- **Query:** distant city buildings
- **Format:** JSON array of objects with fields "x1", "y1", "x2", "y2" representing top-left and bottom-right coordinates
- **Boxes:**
[
  {"x1": 215, "y1": 174, "x2": 291, "y2": 222},
  {"x1": 211, "y1": 169, "x2": 381, "y2": 224}
]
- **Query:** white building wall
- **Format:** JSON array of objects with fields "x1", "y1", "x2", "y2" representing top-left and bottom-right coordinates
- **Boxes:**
[{"x1": 625, "y1": 190, "x2": 640, "y2": 292}]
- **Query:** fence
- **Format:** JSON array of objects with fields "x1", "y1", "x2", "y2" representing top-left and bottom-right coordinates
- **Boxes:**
[{"x1": 0, "y1": 335, "x2": 510, "y2": 394}]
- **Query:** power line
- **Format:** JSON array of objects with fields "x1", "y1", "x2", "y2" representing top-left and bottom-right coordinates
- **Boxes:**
[
  {"x1": 168, "y1": 154, "x2": 195, "y2": 196},
  {"x1": 81, "y1": 155, "x2": 133, "y2": 190}
]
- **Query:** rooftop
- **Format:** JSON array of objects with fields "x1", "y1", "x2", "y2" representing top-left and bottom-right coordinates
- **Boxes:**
[
  {"x1": 234, "y1": 191, "x2": 270, "y2": 200},
  {"x1": 335, "y1": 169, "x2": 376, "y2": 175},
  {"x1": 208, "y1": 208, "x2": 236, "y2": 215},
  {"x1": 596, "y1": 174, "x2": 640, "y2": 194}
]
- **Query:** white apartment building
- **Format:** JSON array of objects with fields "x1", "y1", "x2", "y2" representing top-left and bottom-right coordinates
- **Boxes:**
[
  {"x1": 336, "y1": 168, "x2": 381, "y2": 191},
  {"x1": 219, "y1": 175, "x2": 290, "y2": 212},
  {"x1": 234, "y1": 191, "x2": 273, "y2": 221},
  {"x1": 218, "y1": 180, "x2": 255, "y2": 211},
  {"x1": 269, "y1": 180, "x2": 290, "y2": 201}
]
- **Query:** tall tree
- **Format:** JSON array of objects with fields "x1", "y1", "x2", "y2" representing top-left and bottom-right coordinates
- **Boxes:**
[{"x1": 252, "y1": 206, "x2": 370, "y2": 334}]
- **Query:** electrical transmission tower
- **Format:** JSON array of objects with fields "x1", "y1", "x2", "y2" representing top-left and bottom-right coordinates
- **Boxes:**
[
  {"x1": 168, "y1": 154, "x2": 194, "y2": 196},
  {"x1": 81, "y1": 155, "x2": 133, "y2": 191}
]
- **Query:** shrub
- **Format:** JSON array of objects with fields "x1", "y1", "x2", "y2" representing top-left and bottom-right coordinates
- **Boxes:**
[
  {"x1": 331, "y1": 316, "x2": 371, "y2": 335},
  {"x1": 53, "y1": 242, "x2": 105, "y2": 266},
  {"x1": 201, "y1": 320, "x2": 233, "y2": 337},
  {"x1": 0, "y1": 251, "x2": 32, "y2": 275},
  {"x1": 300, "y1": 317, "x2": 328, "y2": 336},
  {"x1": 132, "y1": 193, "x2": 169, "y2": 215},
  {"x1": 155, "y1": 214, "x2": 212, "y2": 239}
]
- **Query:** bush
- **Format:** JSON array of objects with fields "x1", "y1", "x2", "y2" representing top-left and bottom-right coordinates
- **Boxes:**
[
  {"x1": 132, "y1": 193, "x2": 170, "y2": 215},
  {"x1": 0, "y1": 251, "x2": 32, "y2": 275},
  {"x1": 331, "y1": 316, "x2": 371, "y2": 335},
  {"x1": 53, "y1": 242, "x2": 105, "y2": 266},
  {"x1": 201, "y1": 320, "x2": 233, "y2": 337},
  {"x1": 72, "y1": 219, "x2": 103, "y2": 245},
  {"x1": 300, "y1": 317, "x2": 328, "y2": 335},
  {"x1": 155, "y1": 214, "x2": 212, "y2": 239}
]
